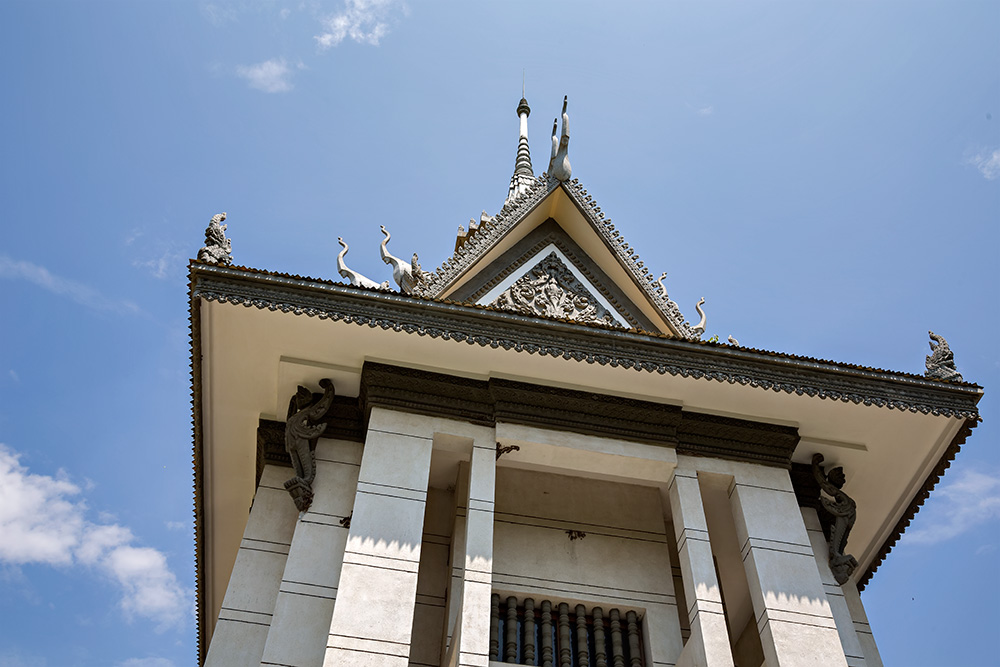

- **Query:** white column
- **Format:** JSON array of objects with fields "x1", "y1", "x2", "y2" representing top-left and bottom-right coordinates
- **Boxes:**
[
  {"x1": 323, "y1": 408, "x2": 434, "y2": 667},
  {"x1": 802, "y1": 507, "x2": 869, "y2": 667},
  {"x1": 728, "y1": 470, "x2": 848, "y2": 667},
  {"x1": 259, "y1": 440, "x2": 362, "y2": 667},
  {"x1": 454, "y1": 441, "x2": 496, "y2": 667},
  {"x1": 843, "y1": 581, "x2": 883, "y2": 667},
  {"x1": 205, "y1": 465, "x2": 298, "y2": 667},
  {"x1": 668, "y1": 469, "x2": 735, "y2": 667}
]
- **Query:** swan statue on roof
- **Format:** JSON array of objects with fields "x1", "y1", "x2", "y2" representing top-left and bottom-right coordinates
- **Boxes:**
[
  {"x1": 337, "y1": 238, "x2": 389, "y2": 290},
  {"x1": 548, "y1": 96, "x2": 572, "y2": 182},
  {"x1": 379, "y1": 225, "x2": 426, "y2": 294},
  {"x1": 691, "y1": 298, "x2": 707, "y2": 337}
]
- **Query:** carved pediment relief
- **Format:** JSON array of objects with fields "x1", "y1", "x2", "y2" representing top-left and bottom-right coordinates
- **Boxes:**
[{"x1": 490, "y1": 252, "x2": 622, "y2": 327}]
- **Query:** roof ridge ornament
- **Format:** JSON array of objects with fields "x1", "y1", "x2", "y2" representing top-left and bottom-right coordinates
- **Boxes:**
[
  {"x1": 548, "y1": 96, "x2": 571, "y2": 182},
  {"x1": 337, "y1": 237, "x2": 389, "y2": 290},
  {"x1": 380, "y1": 225, "x2": 427, "y2": 295},
  {"x1": 925, "y1": 331, "x2": 964, "y2": 382},
  {"x1": 198, "y1": 212, "x2": 233, "y2": 266}
]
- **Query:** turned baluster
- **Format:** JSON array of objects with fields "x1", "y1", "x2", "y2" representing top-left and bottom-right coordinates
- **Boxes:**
[
  {"x1": 626, "y1": 610, "x2": 642, "y2": 667},
  {"x1": 609, "y1": 608, "x2": 625, "y2": 667},
  {"x1": 540, "y1": 600, "x2": 554, "y2": 667},
  {"x1": 490, "y1": 593, "x2": 501, "y2": 661},
  {"x1": 576, "y1": 604, "x2": 590, "y2": 667},
  {"x1": 558, "y1": 602, "x2": 572, "y2": 667},
  {"x1": 524, "y1": 598, "x2": 536, "y2": 665},
  {"x1": 592, "y1": 607, "x2": 607, "y2": 667},
  {"x1": 506, "y1": 596, "x2": 519, "y2": 662}
]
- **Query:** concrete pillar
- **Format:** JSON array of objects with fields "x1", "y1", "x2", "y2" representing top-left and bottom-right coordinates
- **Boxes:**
[
  {"x1": 668, "y1": 469, "x2": 735, "y2": 667},
  {"x1": 453, "y1": 441, "x2": 496, "y2": 667},
  {"x1": 728, "y1": 470, "x2": 848, "y2": 667},
  {"x1": 802, "y1": 507, "x2": 869, "y2": 667},
  {"x1": 843, "y1": 581, "x2": 883, "y2": 667},
  {"x1": 205, "y1": 465, "x2": 297, "y2": 667},
  {"x1": 323, "y1": 408, "x2": 434, "y2": 667},
  {"x1": 259, "y1": 440, "x2": 362, "y2": 667}
]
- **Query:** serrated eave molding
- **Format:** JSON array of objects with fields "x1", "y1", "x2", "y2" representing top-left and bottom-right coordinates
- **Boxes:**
[{"x1": 189, "y1": 263, "x2": 982, "y2": 419}]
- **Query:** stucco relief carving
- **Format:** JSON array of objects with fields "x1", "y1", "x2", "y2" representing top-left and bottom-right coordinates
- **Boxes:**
[
  {"x1": 491, "y1": 252, "x2": 621, "y2": 327},
  {"x1": 284, "y1": 379, "x2": 336, "y2": 512}
]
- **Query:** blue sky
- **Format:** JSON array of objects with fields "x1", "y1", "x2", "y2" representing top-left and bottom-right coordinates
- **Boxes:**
[{"x1": 0, "y1": 2, "x2": 997, "y2": 666}]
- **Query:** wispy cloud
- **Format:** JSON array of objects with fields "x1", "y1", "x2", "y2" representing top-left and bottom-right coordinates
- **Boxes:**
[
  {"x1": 697, "y1": 105, "x2": 714, "y2": 116},
  {"x1": 966, "y1": 148, "x2": 1000, "y2": 181},
  {"x1": 200, "y1": 2, "x2": 238, "y2": 25},
  {"x1": 315, "y1": 0, "x2": 401, "y2": 49},
  {"x1": 903, "y1": 468, "x2": 1000, "y2": 545},
  {"x1": 0, "y1": 255, "x2": 140, "y2": 315},
  {"x1": 237, "y1": 58, "x2": 294, "y2": 93},
  {"x1": 8, "y1": 370, "x2": 18, "y2": 383},
  {"x1": 164, "y1": 521, "x2": 187, "y2": 532},
  {"x1": 0, "y1": 444, "x2": 191, "y2": 630}
]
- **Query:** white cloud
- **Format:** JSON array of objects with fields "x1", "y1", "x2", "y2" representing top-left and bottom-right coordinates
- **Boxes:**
[
  {"x1": 279, "y1": 7, "x2": 291, "y2": 20},
  {"x1": 315, "y1": 0, "x2": 400, "y2": 49},
  {"x1": 8, "y1": 369, "x2": 18, "y2": 382},
  {"x1": 903, "y1": 469, "x2": 1000, "y2": 545},
  {"x1": 200, "y1": 2, "x2": 238, "y2": 25},
  {"x1": 133, "y1": 248, "x2": 184, "y2": 280},
  {"x1": 165, "y1": 521, "x2": 187, "y2": 531},
  {"x1": 0, "y1": 444, "x2": 191, "y2": 630},
  {"x1": 697, "y1": 105, "x2": 714, "y2": 116},
  {"x1": 0, "y1": 255, "x2": 140, "y2": 315},
  {"x1": 236, "y1": 58, "x2": 294, "y2": 93},
  {"x1": 965, "y1": 148, "x2": 1000, "y2": 180}
]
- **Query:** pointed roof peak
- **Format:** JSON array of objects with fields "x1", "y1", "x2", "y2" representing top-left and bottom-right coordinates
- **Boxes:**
[{"x1": 507, "y1": 93, "x2": 535, "y2": 205}]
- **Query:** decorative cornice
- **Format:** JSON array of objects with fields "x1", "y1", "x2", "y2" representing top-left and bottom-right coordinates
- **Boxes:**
[
  {"x1": 360, "y1": 362, "x2": 799, "y2": 467},
  {"x1": 190, "y1": 264, "x2": 983, "y2": 420}
]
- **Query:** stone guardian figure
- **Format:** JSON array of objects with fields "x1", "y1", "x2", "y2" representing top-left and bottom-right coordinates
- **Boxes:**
[
  {"x1": 283, "y1": 379, "x2": 336, "y2": 512},
  {"x1": 812, "y1": 453, "x2": 858, "y2": 585},
  {"x1": 197, "y1": 212, "x2": 233, "y2": 266}
]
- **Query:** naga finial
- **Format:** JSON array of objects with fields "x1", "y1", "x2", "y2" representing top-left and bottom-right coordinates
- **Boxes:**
[
  {"x1": 548, "y1": 96, "x2": 572, "y2": 182},
  {"x1": 197, "y1": 212, "x2": 233, "y2": 266},
  {"x1": 656, "y1": 272, "x2": 669, "y2": 299},
  {"x1": 337, "y1": 237, "x2": 389, "y2": 290},
  {"x1": 690, "y1": 298, "x2": 707, "y2": 337},
  {"x1": 812, "y1": 453, "x2": 858, "y2": 585},
  {"x1": 380, "y1": 225, "x2": 426, "y2": 294},
  {"x1": 925, "y1": 331, "x2": 964, "y2": 382}
]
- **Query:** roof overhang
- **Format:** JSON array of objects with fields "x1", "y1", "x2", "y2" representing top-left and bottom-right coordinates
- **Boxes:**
[{"x1": 189, "y1": 261, "x2": 982, "y2": 660}]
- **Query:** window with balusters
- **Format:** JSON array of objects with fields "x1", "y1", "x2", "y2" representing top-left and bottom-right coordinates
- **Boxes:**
[{"x1": 489, "y1": 594, "x2": 645, "y2": 666}]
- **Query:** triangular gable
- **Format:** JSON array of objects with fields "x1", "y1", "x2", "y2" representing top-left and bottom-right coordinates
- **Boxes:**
[{"x1": 416, "y1": 176, "x2": 699, "y2": 338}]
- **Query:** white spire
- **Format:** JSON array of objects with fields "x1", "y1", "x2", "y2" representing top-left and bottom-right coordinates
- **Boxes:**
[{"x1": 506, "y1": 94, "x2": 535, "y2": 205}]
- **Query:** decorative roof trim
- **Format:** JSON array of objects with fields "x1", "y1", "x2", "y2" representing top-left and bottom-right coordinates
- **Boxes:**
[
  {"x1": 190, "y1": 263, "x2": 982, "y2": 419},
  {"x1": 419, "y1": 176, "x2": 699, "y2": 338}
]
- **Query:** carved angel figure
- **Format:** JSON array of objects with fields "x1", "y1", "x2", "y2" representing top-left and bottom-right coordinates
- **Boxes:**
[
  {"x1": 812, "y1": 453, "x2": 858, "y2": 585},
  {"x1": 197, "y1": 212, "x2": 233, "y2": 266},
  {"x1": 925, "y1": 331, "x2": 964, "y2": 382},
  {"x1": 283, "y1": 379, "x2": 336, "y2": 512}
]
